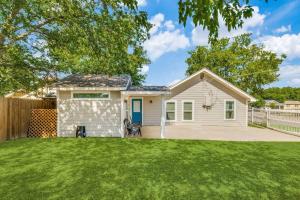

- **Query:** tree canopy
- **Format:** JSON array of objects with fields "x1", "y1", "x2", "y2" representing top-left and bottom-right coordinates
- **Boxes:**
[
  {"x1": 185, "y1": 34, "x2": 285, "y2": 96},
  {"x1": 262, "y1": 87, "x2": 300, "y2": 103},
  {"x1": 178, "y1": 0, "x2": 268, "y2": 41},
  {"x1": 0, "y1": 0, "x2": 273, "y2": 95},
  {"x1": 0, "y1": 0, "x2": 150, "y2": 95}
]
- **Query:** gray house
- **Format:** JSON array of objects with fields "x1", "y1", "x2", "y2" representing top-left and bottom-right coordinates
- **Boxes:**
[{"x1": 56, "y1": 68, "x2": 256, "y2": 138}]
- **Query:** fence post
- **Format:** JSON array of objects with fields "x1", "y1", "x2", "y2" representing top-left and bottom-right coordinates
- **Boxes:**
[
  {"x1": 251, "y1": 107, "x2": 254, "y2": 123},
  {"x1": 266, "y1": 109, "x2": 270, "y2": 127}
]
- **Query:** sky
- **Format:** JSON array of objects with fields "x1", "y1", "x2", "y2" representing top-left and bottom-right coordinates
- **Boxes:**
[{"x1": 137, "y1": 0, "x2": 300, "y2": 88}]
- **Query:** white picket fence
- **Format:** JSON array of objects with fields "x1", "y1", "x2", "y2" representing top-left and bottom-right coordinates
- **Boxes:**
[{"x1": 248, "y1": 108, "x2": 300, "y2": 136}]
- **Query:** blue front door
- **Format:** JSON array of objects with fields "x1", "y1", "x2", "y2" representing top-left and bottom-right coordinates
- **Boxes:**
[{"x1": 132, "y1": 99, "x2": 142, "y2": 124}]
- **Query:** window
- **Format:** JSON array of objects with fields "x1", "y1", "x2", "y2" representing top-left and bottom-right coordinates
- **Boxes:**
[
  {"x1": 225, "y1": 100, "x2": 235, "y2": 120},
  {"x1": 166, "y1": 101, "x2": 176, "y2": 121},
  {"x1": 133, "y1": 100, "x2": 141, "y2": 112},
  {"x1": 72, "y1": 92, "x2": 109, "y2": 99},
  {"x1": 183, "y1": 101, "x2": 194, "y2": 121}
]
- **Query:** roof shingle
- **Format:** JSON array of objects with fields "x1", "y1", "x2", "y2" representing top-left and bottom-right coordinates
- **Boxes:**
[{"x1": 55, "y1": 74, "x2": 131, "y2": 88}]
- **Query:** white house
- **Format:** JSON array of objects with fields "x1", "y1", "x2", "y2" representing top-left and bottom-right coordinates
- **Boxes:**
[{"x1": 55, "y1": 68, "x2": 256, "y2": 138}]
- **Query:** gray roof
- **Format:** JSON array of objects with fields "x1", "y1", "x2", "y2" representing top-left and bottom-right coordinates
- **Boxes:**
[
  {"x1": 55, "y1": 74, "x2": 131, "y2": 88},
  {"x1": 128, "y1": 86, "x2": 169, "y2": 92},
  {"x1": 265, "y1": 100, "x2": 280, "y2": 104}
]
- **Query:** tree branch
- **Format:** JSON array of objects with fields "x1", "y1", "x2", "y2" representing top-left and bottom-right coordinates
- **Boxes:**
[{"x1": 14, "y1": 18, "x2": 58, "y2": 41}]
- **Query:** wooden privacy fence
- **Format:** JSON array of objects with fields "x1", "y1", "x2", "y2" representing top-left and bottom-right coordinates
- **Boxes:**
[
  {"x1": 0, "y1": 97, "x2": 56, "y2": 141},
  {"x1": 248, "y1": 108, "x2": 300, "y2": 136}
]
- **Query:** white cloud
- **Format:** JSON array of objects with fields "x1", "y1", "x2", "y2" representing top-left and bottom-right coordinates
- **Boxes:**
[
  {"x1": 191, "y1": 27, "x2": 209, "y2": 46},
  {"x1": 144, "y1": 13, "x2": 190, "y2": 61},
  {"x1": 137, "y1": 0, "x2": 147, "y2": 7},
  {"x1": 144, "y1": 30, "x2": 190, "y2": 61},
  {"x1": 274, "y1": 25, "x2": 292, "y2": 33},
  {"x1": 192, "y1": 6, "x2": 265, "y2": 45},
  {"x1": 279, "y1": 65, "x2": 300, "y2": 86},
  {"x1": 290, "y1": 78, "x2": 300, "y2": 85},
  {"x1": 164, "y1": 20, "x2": 175, "y2": 31},
  {"x1": 149, "y1": 13, "x2": 164, "y2": 35},
  {"x1": 257, "y1": 33, "x2": 300, "y2": 60},
  {"x1": 140, "y1": 65, "x2": 149, "y2": 75}
]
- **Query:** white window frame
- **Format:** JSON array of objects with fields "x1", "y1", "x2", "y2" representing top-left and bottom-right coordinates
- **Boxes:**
[
  {"x1": 182, "y1": 100, "x2": 195, "y2": 121},
  {"x1": 165, "y1": 100, "x2": 177, "y2": 122},
  {"x1": 71, "y1": 91, "x2": 111, "y2": 100},
  {"x1": 224, "y1": 99, "x2": 236, "y2": 120}
]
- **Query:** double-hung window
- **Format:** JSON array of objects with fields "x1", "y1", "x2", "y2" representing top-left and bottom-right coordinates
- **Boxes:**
[
  {"x1": 225, "y1": 100, "x2": 235, "y2": 120},
  {"x1": 166, "y1": 101, "x2": 176, "y2": 121},
  {"x1": 182, "y1": 101, "x2": 194, "y2": 121}
]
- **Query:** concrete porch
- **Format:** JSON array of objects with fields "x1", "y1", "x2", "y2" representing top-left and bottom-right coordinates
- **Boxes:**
[{"x1": 141, "y1": 125, "x2": 300, "y2": 141}]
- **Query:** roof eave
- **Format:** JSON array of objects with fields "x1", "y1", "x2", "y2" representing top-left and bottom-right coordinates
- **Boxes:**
[
  {"x1": 169, "y1": 68, "x2": 256, "y2": 102},
  {"x1": 121, "y1": 91, "x2": 170, "y2": 96},
  {"x1": 56, "y1": 87, "x2": 127, "y2": 91}
]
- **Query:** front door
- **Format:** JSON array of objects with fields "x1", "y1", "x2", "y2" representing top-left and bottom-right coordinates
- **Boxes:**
[{"x1": 132, "y1": 99, "x2": 142, "y2": 124}]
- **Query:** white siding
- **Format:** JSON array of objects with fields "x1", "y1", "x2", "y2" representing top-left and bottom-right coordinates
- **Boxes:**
[
  {"x1": 168, "y1": 75, "x2": 248, "y2": 127},
  {"x1": 143, "y1": 96, "x2": 162, "y2": 125},
  {"x1": 57, "y1": 90, "x2": 122, "y2": 137},
  {"x1": 127, "y1": 96, "x2": 162, "y2": 126}
]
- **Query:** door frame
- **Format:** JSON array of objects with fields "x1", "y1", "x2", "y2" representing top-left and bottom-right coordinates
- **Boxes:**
[{"x1": 130, "y1": 97, "x2": 144, "y2": 125}]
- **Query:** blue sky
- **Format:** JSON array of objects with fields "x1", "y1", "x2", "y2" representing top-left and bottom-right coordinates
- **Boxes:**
[{"x1": 137, "y1": 0, "x2": 300, "y2": 88}]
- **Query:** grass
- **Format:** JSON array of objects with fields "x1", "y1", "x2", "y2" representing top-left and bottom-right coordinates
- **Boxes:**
[
  {"x1": 270, "y1": 124, "x2": 300, "y2": 133},
  {"x1": 0, "y1": 138, "x2": 300, "y2": 200},
  {"x1": 250, "y1": 122, "x2": 300, "y2": 134}
]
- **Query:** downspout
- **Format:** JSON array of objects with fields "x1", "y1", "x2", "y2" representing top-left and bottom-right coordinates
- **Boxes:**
[{"x1": 160, "y1": 94, "x2": 166, "y2": 138}]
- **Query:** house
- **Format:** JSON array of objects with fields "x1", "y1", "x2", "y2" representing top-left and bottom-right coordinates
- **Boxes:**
[
  {"x1": 55, "y1": 68, "x2": 256, "y2": 138},
  {"x1": 284, "y1": 100, "x2": 300, "y2": 110},
  {"x1": 264, "y1": 100, "x2": 284, "y2": 109}
]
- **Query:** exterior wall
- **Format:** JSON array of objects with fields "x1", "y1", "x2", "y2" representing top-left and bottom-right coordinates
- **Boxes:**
[
  {"x1": 143, "y1": 96, "x2": 162, "y2": 126},
  {"x1": 284, "y1": 104, "x2": 300, "y2": 110},
  {"x1": 127, "y1": 96, "x2": 162, "y2": 126},
  {"x1": 57, "y1": 90, "x2": 122, "y2": 137},
  {"x1": 167, "y1": 75, "x2": 248, "y2": 127}
]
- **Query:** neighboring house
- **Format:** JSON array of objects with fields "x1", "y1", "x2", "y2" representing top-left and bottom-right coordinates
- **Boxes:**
[
  {"x1": 284, "y1": 100, "x2": 300, "y2": 110},
  {"x1": 55, "y1": 68, "x2": 256, "y2": 138},
  {"x1": 264, "y1": 100, "x2": 284, "y2": 109}
]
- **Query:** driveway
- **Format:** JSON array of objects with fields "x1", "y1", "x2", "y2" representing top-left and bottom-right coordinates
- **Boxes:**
[{"x1": 141, "y1": 125, "x2": 300, "y2": 141}]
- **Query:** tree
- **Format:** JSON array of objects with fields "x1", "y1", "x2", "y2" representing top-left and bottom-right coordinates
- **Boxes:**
[
  {"x1": 262, "y1": 87, "x2": 300, "y2": 103},
  {"x1": 185, "y1": 34, "x2": 285, "y2": 96},
  {"x1": 178, "y1": 0, "x2": 268, "y2": 41},
  {"x1": 0, "y1": 0, "x2": 150, "y2": 95}
]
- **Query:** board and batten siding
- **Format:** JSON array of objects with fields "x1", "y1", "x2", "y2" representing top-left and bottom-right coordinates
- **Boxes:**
[
  {"x1": 168, "y1": 75, "x2": 248, "y2": 127},
  {"x1": 57, "y1": 90, "x2": 122, "y2": 137}
]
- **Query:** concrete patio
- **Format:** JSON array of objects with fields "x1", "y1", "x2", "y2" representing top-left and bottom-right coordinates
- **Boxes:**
[{"x1": 141, "y1": 125, "x2": 300, "y2": 141}]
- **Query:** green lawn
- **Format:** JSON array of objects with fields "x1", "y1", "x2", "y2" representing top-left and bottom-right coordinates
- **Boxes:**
[{"x1": 0, "y1": 138, "x2": 300, "y2": 200}]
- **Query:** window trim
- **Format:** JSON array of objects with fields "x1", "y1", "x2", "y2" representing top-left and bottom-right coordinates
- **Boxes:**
[
  {"x1": 182, "y1": 100, "x2": 195, "y2": 121},
  {"x1": 224, "y1": 99, "x2": 236, "y2": 120},
  {"x1": 71, "y1": 91, "x2": 111, "y2": 100},
  {"x1": 165, "y1": 100, "x2": 177, "y2": 122}
]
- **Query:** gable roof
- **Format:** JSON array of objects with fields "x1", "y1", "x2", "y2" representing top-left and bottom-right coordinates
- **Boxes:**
[
  {"x1": 169, "y1": 68, "x2": 256, "y2": 102},
  {"x1": 55, "y1": 74, "x2": 131, "y2": 89}
]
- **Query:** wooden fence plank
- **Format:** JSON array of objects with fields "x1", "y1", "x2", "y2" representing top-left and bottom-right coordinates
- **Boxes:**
[
  {"x1": 0, "y1": 97, "x2": 8, "y2": 141},
  {"x1": 0, "y1": 97, "x2": 56, "y2": 141}
]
